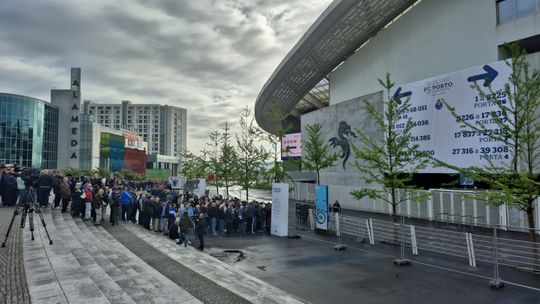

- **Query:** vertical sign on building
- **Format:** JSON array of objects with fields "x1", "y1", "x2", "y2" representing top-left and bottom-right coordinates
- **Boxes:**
[
  {"x1": 69, "y1": 68, "x2": 81, "y2": 168},
  {"x1": 271, "y1": 183, "x2": 289, "y2": 237},
  {"x1": 315, "y1": 185, "x2": 329, "y2": 230}
]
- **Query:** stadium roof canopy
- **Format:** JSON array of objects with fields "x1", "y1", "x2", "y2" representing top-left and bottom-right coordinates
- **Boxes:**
[{"x1": 255, "y1": 0, "x2": 417, "y2": 134}]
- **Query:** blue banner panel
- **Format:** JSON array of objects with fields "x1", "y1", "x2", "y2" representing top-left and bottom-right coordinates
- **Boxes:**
[{"x1": 315, "y1": 185, "x2": 328, "y2": 230}]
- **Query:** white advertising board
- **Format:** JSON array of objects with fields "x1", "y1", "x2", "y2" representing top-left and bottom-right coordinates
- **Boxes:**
[
  {"x1": 389, "y1": 60, "x2": 512, "y2": 173},
  {"x1": 168, "y1": 176, "x2": 184, "y2": 189},
  {"x1": 271, "y1": 183, "x2": 289, "y2": 237},
  {"x1": 197, "y1": 179, "x2": 206, "y2": 197}
]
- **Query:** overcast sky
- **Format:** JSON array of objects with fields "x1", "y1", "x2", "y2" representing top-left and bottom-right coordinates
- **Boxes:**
[{"x1": 0, "y1": 0, "x2": 332, "y2": 152}]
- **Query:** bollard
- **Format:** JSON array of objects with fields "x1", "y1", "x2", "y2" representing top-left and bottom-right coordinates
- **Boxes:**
[
  {"x1": 410, "y1": 225, "x2": 418, "y2": 256},
  {"x1": 394, "y1": 215, "x2": 411, "y2": 266},
  {"x1": 367, "y1": 219, "x2": 375, "y2": 245},
  {"x1": 308, "y1": 208, "x2": 315, "y2": 232},
  {"x1": 465, "y1": 233, "x2": 476, "y2": 268},
  {"x1": 489, "y1": 225, "x2": 504, "y2": 289},
  {"x1": 334, "y1": 213, "x2": 346, "y2": 251}
]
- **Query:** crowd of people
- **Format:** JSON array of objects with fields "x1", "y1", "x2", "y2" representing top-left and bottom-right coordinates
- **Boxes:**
[{"x1": 0, "y1": 165, "x2": 273, "y2": 251}]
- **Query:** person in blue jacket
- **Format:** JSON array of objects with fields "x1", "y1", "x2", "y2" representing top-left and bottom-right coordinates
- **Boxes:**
[{"x1": 120, "y1": 187, "x2": 133, "y2": 221}]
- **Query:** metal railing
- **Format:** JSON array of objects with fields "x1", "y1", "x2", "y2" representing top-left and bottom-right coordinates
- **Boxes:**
[
  {"x1": 290, "y1": 184, "x2": 540, "y2": 234},
  {"x1": 298, "y1": 207, "x2": 540, "y2": 272}
]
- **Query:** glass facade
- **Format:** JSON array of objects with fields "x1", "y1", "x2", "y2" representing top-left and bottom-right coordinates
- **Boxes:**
[
  {"x1": 497, "y1": 0, "x2": 540, "y2": 24},
  {"x1": 79, "y1": 114, "x2": 94, "y2": 170},
  {"x1": 0, "y1": 93, "x2": 58, "y2": 168},
  {"x1": 99, "y1": 132, "x2": 125, "y2": 172}
]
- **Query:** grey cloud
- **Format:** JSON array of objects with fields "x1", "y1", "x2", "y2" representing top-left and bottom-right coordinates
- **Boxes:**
[{"x1": 0, "y1": 0, "x2": 332, "y2": 152}]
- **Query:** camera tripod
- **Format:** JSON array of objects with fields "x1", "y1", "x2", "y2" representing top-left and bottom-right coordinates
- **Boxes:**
[{"x1": 1, "y1": 186, "x2": 53, "y2": 247}]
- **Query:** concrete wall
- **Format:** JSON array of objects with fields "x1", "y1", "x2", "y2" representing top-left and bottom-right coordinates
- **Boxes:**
[
  {"x1": 51, "y1": 68, "x2": 81, "y2": 170},
  {"x1": 301, "y1": 91, "x2": 382, "y2": 210},
  {"x1": 330, "y1": 0, "x2": 540, "y2": 105},
  {"x1": 318, "y1": 0, "x2": 540, "y2": 210}
]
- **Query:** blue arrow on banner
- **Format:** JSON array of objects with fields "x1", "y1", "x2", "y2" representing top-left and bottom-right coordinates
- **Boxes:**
[
  {"x1": 392, "y1": 87, "x2": 412, "y2": 104},
  {"x1": 467, "y1": 65, "x2": 498, "y2": 87}
]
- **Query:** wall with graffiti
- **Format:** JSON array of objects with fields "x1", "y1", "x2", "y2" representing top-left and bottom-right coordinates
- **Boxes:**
[{"x1": 301, "y1": 91, "x2": 383, "y2": 210}]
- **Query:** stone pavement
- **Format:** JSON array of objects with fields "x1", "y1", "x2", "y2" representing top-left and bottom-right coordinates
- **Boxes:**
[
  {"x1": 119, "y1": 222, "x2": 305, "y2": 304},
  {"x1": 23, "y1": 207, "x2": 200, "y2": 304},
  {"x1": 103, "y1": 223, "x2": 252, "y2": 304},
  {"x1": 0, "y1": 206, "x2": 30, "y2": 304}
]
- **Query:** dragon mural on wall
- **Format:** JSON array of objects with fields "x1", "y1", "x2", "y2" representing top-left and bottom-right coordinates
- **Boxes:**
[{"x1": 329, "y1": 121, "x2": 357, "y2": 170}]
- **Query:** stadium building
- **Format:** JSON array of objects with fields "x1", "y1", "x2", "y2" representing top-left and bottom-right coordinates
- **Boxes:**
[{"x1": 255, "y1": 0, "x2": 540, "y2": 230}]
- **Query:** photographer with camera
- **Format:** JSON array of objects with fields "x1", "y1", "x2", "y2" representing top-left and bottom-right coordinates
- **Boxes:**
[{"x1": 1, "y1": 166, "x2": 54, "y2": 247}]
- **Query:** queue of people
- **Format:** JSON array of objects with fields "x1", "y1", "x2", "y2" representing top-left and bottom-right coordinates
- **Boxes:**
[{"x1": 0, "y1": 166, "x2": 273, "y2": 252}]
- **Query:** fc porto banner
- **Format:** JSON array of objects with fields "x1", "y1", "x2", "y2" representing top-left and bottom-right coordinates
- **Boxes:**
[
  {"x1": 315, "y1": 185, "x2": 329, "y2": 230},
  {"x1": 388, "y1": 60, "x2": 512, "y2": 173},
  {"x1": 168, "y1": 176, "x2": 184, "y2": 189}
]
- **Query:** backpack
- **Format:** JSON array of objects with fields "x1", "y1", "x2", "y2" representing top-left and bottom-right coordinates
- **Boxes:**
[{"x1": 83, "y1": 188, "x2": 93, "y2": 203}]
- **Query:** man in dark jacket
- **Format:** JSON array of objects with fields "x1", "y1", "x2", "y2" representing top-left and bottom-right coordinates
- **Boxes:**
[
  {"x1": 225, "y1": 206, "x2": 234, "y2": 236},
  {"x1": 36, "y1": 169, "x2": 53, "y2": 207},
  {"x1": 143, "y1": 195, "x2": 154, "y2": 229},
  {"x1": 52, "y1": 174, "x2": 62, "y2": 208},
  {"x1": 196, "y1": 212, "x2": 208, "y2": 251},
  {"x1": 110, "y1": 188, "x2": 120, "y2": 226},
  {"x1": 2, "y1": 167, "x2": 18, "y2": 207},
  {"x1": 152, "y1": 198, "x2": 162, "y2": 232},
  {"x1": 208, "y1": 203, "x2": 218, "y2": 236},
  {"x1": 169, "y1": 221, "x2": 179, "y2": 240}
]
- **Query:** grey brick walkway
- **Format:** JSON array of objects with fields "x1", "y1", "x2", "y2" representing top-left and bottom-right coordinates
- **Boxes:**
[{"x1": 0, "y1": 206, "x2": 31, "y2": 304}]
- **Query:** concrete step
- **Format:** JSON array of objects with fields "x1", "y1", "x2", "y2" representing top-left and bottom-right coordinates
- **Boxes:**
[
  {"x1": 24, "y1": 207, "x2": 200, "y2": 304},
  {"x1": 23, "y1": 208, "x2": 110, "y2": 304},
  {"x1": 68, "y1": 215, "x2": 189, "y2": 302},
  {"x1": 58, "y1": 211, "x2": 200, "y2": 304},
  {"x1": 49, "y1": 211, "x2": 137, "y2": 304}
]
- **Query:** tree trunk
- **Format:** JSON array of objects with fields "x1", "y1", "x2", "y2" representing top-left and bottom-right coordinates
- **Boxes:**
[
  {"x1": 526, "y1": 206, "x2": 537, "y2": 243},
  {"x1": 526, "y1": 205, "x2": 539, "y2": 270}
]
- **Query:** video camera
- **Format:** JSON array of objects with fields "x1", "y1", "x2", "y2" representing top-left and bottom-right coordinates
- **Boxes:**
[{"x1": 19, "y1": 168, "x2": 40, "y2": 185}]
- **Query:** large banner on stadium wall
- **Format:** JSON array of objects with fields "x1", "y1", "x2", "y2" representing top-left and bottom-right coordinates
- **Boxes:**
[
  {"x1": 388, "y1": 60, "x2": 512, "y2": 173},
  {"x1": 271, "y1": 183, "x2": 289, "y2": 237}
]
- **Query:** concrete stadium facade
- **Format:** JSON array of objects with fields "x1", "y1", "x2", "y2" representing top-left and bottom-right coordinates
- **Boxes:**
[{"x1": 255, "y1": 0, "x2": 540, "y2": 228}]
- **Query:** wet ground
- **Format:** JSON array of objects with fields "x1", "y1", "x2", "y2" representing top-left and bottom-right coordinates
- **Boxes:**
[{"x1": 205, "y1": 232, "x2": 540, "y2": 304}]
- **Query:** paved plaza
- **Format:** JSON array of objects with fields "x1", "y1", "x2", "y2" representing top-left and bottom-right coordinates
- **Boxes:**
[{"x1": 1, "y1": 200, "x2": 539, "y2": 303}]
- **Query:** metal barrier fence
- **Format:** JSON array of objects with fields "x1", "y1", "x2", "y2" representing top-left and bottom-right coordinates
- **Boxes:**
[
  {"x1": 295, "y1": 202, "x2": 540, "y2": 274},
  {"x1": 289, "y1": 183, "x2": 540, "y2": 234}
]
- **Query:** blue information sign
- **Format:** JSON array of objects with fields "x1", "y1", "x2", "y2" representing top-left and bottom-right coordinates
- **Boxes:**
[{"x1": 315, "y1": 185, "x2": 329, "y2": 230}]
